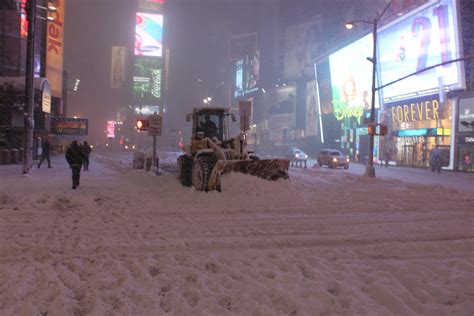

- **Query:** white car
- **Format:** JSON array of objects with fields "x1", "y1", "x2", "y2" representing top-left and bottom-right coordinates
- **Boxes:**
[{"x1": 286, "y1": 147, "x2": 308, "y2": 167}]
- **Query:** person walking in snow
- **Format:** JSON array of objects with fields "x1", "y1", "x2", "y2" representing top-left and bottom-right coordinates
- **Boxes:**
[
  {"x1": 81, "y1": 141, "x2": 92, "y2": 171},
  {"x1": 430, "y1": 151, "x2": 442, "y2": 173},
  {"x1": 65, "y1": 140, "x2": 87, "y2": 189},
  {"x1": 37, "y1": 139, "x2": 52, "y2": 168}
]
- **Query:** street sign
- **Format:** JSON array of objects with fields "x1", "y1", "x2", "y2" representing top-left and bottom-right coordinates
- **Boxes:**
[
  {"x1": 148, "y1": 113, "x2": 162, "y2": 136},
  {"x1": 239, "y1": 100, "x2": 252, "y2": 131}
]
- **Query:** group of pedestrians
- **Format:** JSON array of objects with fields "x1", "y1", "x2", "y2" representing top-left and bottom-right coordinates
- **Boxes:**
[{"x1": 38, "y1": 139, "x2": 92, "y2": 189}]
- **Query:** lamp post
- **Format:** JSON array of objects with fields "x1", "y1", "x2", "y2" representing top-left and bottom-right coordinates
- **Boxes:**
[
  {"x1": 22, "y1": 0, "x2": 56, "y2": 174},
  {"x1": 345, "y1": 1, "x2": 392, "y2": 178},
  {"x1": 23, "y1": 0, "x2": 37, "y2": 174}
]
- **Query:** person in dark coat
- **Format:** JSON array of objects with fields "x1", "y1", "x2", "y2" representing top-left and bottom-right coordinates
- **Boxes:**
[
  {"x1": 431, "y1": 152, "x2": 442, "y2": 173},
  {"x1": 201, "y1": 114, "x2": 217, "y2": 139},
  {"x1": 65, "y1": 140, "x2": 87, "y2": 189},
  {"x1": 82, "y1": 141, "x2": 92, "y2": 171},
  {"x1": 37, "y1": 139, "x2": 52, "y2": 168}
]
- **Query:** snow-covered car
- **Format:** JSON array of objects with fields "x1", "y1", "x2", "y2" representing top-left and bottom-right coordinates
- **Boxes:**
[
  {"x1": 286, "y1": 147, "x2": 308, "y2": 167},
  {"x1": 317, "y1": 149, "x2": 349, "y2": 169}
]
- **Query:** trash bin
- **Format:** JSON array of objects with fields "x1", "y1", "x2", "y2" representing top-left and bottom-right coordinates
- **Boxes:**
[
  {"x1": 1, "y1": 149, "x2": 11, "y2": 165},
  {"x1": 133, "y1": 151, "x2": 145, "y2": 169},
  {"x1": 10, "y1": 148, "x2": 19, "y2": 164}
]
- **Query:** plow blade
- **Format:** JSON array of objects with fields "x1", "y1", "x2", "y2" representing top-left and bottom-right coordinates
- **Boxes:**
[{"x1": 208, "y1": 159, "x2": 290, "y2": 191}]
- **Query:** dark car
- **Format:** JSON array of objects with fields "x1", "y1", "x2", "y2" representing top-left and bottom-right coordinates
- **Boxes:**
[
  {"x1": 317, "y1": 149, "x2": 350, "y2": 169},
  {"x1": 286, "y1": 147, "x2": 308, "y2": 167}
]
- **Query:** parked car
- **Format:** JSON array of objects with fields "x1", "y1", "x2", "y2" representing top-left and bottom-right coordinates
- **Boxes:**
[
  {"x1": 317, "y1": 149, "x2": 350, "y2": 169},
  {"x1": 286, "y1": 147, "x2": 308, "y2": 167}
]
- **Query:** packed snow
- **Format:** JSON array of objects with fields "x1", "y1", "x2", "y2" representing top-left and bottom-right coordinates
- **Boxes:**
[{"x1": 0, "y1": 151, "x2": 473, "y2": 315}]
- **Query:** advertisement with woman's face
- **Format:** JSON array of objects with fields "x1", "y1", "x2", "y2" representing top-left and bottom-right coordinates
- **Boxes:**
[{"x1": 378, "y1": 0, "x2": 464, "y2": 101}]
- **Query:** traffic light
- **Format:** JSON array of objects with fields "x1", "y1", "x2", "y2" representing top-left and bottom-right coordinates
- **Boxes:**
[
  {"x1": 368, "y1": 123, "x2": 388, "y2": 136},
  {"x1": 135, "y1": 119, "x2": 149, "y2": 131}
]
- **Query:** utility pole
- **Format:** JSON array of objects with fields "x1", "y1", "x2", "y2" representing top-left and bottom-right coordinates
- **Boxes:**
[{"x1": 23, "y1": 0, "x2": 37, "y2": 174}]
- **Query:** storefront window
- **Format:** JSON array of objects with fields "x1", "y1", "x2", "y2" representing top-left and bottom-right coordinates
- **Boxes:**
[
  {"x1": 386, "y1": 95, "x2": 452, "y2": 167},
  {"x1": 458, "y1": 149, "x2": 473, "y2": 172}
]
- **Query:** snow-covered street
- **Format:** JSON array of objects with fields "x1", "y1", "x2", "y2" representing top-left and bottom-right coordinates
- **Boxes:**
[{"x1": 0, "y1": 152, "x2": 473, "y2": 315}]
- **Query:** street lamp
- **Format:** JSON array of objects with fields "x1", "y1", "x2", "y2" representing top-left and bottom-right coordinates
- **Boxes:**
[
  {"x1": 345, "y1": 1, "x2": 392, "y2": 178},
  {"x1": 22, "y1": 0, "x2": 55, "y2": 174}
]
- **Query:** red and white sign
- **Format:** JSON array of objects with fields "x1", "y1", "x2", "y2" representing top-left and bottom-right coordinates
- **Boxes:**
[{"x1": 106, "y1": 121, "x2": 115, "y2": 138}]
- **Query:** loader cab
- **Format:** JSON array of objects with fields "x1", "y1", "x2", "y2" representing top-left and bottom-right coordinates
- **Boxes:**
[{"x1": 191, "y1": 108, "x2": 231, "y2": 141}]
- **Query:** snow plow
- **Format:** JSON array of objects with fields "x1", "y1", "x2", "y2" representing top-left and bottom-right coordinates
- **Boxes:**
[{"x1": 177, "y1": 107, "x2": 290, "y2": 191}]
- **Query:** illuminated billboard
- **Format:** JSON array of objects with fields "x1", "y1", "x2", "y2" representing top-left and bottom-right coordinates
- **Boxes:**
[
  {"x1": 378, "y1": 0, "x2": 464, "y2": 102},
  {"x1": 51, "y1": 118, "x2": 88, "y2": 135},
  {"x1": 106, "y1": 121, "x2": 115, "y2": 138},
  {"x1": 46, "y1": 0, "x2": 66, "y2": 97},
  {"x1": 234, "y1": 59, "x2": 244, "y2": 98},
  {"x1": 111, "y1": 46, "x2": 126, "y2": 88},
  {"x1": 135, "y1": 13, "x2": 163, "y2": 57},
  {"x1": 234, "y1": 51, "x2": 260, "y2": 98},
  {"x1": 134, "y1": 105, "x2": 160, "y2": 115},
  {"x1": 329, "y1": 34, "x2": 379, "y2": 122},
  {"x1": 244, "y1": 51, "x2": 260, "y2": 95},
  {"x1": 133, "y1": 57, "x2": 162, "y2": 103}
]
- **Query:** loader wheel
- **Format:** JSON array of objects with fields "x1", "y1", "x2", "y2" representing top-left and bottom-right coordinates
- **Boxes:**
[
  {"x1": 177, "y1": 155, "x2": 193, "y2": 187},
  {"x1": 192, "y1": 157, "x2": 212, "y2": 191}
]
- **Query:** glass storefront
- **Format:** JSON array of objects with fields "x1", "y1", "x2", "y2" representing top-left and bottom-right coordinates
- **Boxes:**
[
  {"x1": 385, "y1": 95, "x2": 452, "y2": 168},
  {"x1": 457, "y1": 144, "x2": 474, "y2": 172},
  {"x1": 456, "y1": 97, "x2": 474, "y2": 172}
]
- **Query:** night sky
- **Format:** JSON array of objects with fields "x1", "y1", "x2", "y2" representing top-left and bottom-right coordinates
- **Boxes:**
[{"x1": 64, "y1": 0, "x2": 261, "y2": 143}]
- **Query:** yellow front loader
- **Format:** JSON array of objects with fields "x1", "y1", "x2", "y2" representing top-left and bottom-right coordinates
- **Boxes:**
[{"x1": 177, "y1": 107, "x2": 289, "y2": 191}]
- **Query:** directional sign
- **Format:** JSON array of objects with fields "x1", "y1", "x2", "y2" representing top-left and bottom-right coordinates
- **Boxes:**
[
  {"x1": 239, "y1": 100, "x2": 252, "y2": 131},
  {"x1": 148, "y1": 113, "x2": 162, "y2": 136}
]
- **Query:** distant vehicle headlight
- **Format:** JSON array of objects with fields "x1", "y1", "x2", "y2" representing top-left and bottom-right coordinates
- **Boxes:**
[
  {"x1": 132, "y1": 145, "x2": 136, "y2": 149},
  {"x1": 346, "y1": 158, "x2": 350, "y2": 162},
  {"x1": 295, "y1": 154, "x2": 299, "y2": 158},
  {"x1": 304, "y1": 154, "x2": 308, "y2": 159},
  {"x1": 125, "y1": 145, "x2": 129, "y2": 149},
  {"x1": 332, "y1": 157, "x2": 337, "y2": 162}
]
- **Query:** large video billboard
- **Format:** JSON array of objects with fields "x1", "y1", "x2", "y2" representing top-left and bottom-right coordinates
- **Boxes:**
[
  {"x1": 133, "y1": 57, "x2": 162, "y2": 103},
  {"x1": 329, "y1": 34, "x2": 380, "y2": 123},
  {"x1": 135, "y1": 13, "x2": 163, "y2": 57},
  {"x1": 234, "y1": 51, "x2": 260, "y2": 98},
  {"x1": 378, "y1": 0, "x2": 464, "y2": 102}
]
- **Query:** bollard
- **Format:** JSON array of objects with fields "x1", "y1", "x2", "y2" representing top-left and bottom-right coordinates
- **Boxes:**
[
  {"x1": 10, "y1": 148, "x2": 19, "y2": 164},
  {"x1": 1, "y1": 149, "x2": 11, "y2": 165}
]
